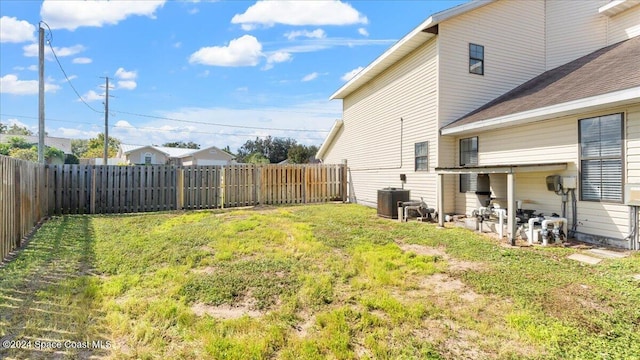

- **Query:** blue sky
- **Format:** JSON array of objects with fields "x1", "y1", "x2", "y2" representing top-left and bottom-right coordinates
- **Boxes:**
[{"x1": 0, "y1": 0, "x2": 465, "y2": 152}]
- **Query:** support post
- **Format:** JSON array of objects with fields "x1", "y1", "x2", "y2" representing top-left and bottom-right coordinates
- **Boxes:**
[
  {"x1": 341, "y1": 159, "x2": 348, "y2": 203},
  {"x1": 38, "y1": 26, "x2": 45, "y2": 164},
  {"x1": 90, "y1": 167, "x2": 97, "y2": 214},
  {"x1": 507, "y1": 172, "x2": 516, "y2": 246},
  {"x1": 437, "y1": 173, "x2": 445, "y2": 227},
  {"x1": 176, "y1": 168, "x2": 184, "y2": 210},
  {"x1": 103, "y1": 77, "x2": 109, "y2": 166}
]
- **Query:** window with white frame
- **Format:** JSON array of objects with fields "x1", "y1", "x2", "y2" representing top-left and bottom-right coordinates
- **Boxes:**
[
  {"x1": 144, "y1": 152, "x2": 152, "y2": 165},
  {"x1": 469, "y1": 44, "x2": 484, "y2": 75},
  {"x1": 415, "y1": 141, "x2": 428, "y2": 171},
  {"x1": 579, "y1": 113, "x2": 623, "y2": 202},
  {"x1": 460, "y1": 137, "x2": 478, "y2": 192}
]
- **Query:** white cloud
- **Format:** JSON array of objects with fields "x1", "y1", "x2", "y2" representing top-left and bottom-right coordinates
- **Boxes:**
[
  {"x1": 115, "y1": 67, "x2": 137, "y2": 80},
  {"x1": 232, "y1": 1, "x2": 367, "y2": 29},
  {"x1": 285, "y1": 29, "x2": 326, "y2": 41},
  {"x1": 198, "y1": 70, "x2": 210, "y2": 78},
  {"x1": 0, "y1": 16, "x2": 36, "y2": 43},
  {"x1": 113, "y1": 68, "x2": 137, "y2": 90},
  {"x1": 40, "y1": 0, "x2": 166, "y2": 31},
  {"x1": 189, "y1": 35, "x2": 263, "y2": 67},
  {"x1": 23, "y1": 43, "x2": 85, "y2": 58},
  {"x1": 358, "y1": 27, "x2": 369, "y2": 37},
  {"x1": 302, "y1": 72, "x2": 318, "y2": 82},
  {"x1": 28, "y1": 65, "x2": 38, "y2": 71},
  {"x1": 63, "y1": 75, "x2": 78, "y2": 82},
  {"x1": 0, "y1": 74, "x2": 61, "y2": 95},
  {"x1": 262, "y1": 51, "x2": 292, "y2": 70},
  {"x1": 341, "y1": 66, "x2": 363, "y2": 81},
  {"x1": 173, "y1": 41, "x2": 182, "y2": 48},
  {"x1": 53, "y1": 127, "x2": 100, "y2": 139},
  {"x1": 72, "y1": 57, "x2": 92, "y2": 64},
  {"x1": 117, "y1": 80, "x2": 137, "y2": 90},
  {"x1": 80, "y1": 90, "x2": 104, "y2": 102}
]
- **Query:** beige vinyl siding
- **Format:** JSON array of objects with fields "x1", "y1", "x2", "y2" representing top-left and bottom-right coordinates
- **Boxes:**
[
  {"x1": 545, "y1": 0, "x2": 608, "y2": 70},
  {"x1": 607, "y1": 5, "x2": 640, "y2": 45},
  {"x1": 627, "y1": 105, "x2": 640, "y2": 183},
  {"x1": 126, "y1": 148, "x2": 168, "y2": 165},
  {"x1": 452, "y1": 106, "x2": 637, "y2": 240},
  {"x1": 324, "y1": 37, "x2": 439, "y2": 207},
  {"x1": 437, "y1": 0, "x2": 546, "y2": 128}
]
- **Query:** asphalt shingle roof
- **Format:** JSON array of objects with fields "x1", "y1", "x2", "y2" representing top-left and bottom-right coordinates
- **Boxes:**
[{"x1": 442, "y1": 36, "x2": 640, "y2": 130}]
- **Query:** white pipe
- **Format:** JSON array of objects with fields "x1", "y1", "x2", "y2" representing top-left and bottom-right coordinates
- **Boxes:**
[
  {"x1": 528, "y1": 218, "x2": 538, "y2": 245},
  {"x1": 541, "y1": 218, "x2": 567, "y2": 246},
  {"x1": 494, "y1": 208, "x2": 507, "y2": 239}
]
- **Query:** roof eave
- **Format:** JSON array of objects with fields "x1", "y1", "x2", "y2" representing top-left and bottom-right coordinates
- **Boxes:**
[
  {"x1": 330, "y1": 0, "x2": 495, "y2": 100},
  {"x1": 441, "y1": 87, "x2": 640, "y2": 136},
  {"x1": 316, "y1": 120, "x2": 344, "y2": 160}
]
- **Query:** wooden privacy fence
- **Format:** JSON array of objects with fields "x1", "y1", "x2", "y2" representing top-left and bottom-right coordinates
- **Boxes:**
[
  {"x1": 48, "y1": 163, "x2": 347, "y2": 215},
  {"x1": 1, "y1": 156, "x2": 48, "y2": 261}
]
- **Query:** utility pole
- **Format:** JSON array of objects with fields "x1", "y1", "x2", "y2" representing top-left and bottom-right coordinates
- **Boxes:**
[
  {"x1": 38, "y1": 25, "x2": 45, "y2": 164},
  {"x1": 103, "y1": 77, "x2": 109, "y2": 165}
]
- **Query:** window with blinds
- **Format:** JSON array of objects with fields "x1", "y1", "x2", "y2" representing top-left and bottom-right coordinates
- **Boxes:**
[
  {"x1": 414, "y1": 141, "x2": 428, "y2": 171},
  {"x1": 459, "y1": 137, "x2": 478, "y2": 192},
  {"x1": 579, "y1": 113, "x2": 623, "y2": 202}
]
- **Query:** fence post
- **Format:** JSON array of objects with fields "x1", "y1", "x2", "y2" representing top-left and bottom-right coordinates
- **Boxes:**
[
  {"x1": 14, "y1": 163, "x2": 21, "y2": 248},
  {"x1": 341, "y1": 160, "x2": 348, "y2": 203},
  {"x1": 176, "y1": 167, "x2": 184, "y2": 210},
  {"x1": 220, "y1": 166, "x2": 226, "y2": 208},
  {"x1": 90, "y1": 167, "x2": 97, "y2": 214}
]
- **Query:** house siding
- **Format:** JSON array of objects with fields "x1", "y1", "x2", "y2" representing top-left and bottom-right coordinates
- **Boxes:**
[
  {"x1": 607, "y1": 4, "x2": 640, "y2": 45},
  {"x1": 126, "y1": 148, "x2": 168, "y2": 165},
  {"x1": 437, "y1": 0, "x2": 546, "y2": 215},
  {"x1": 545, "y1": 0, "x2": 608, "y2": 70},
  {"x1": 453, "y1": 104, "x2": 640, "y2": 245},
  {"x1": 324, "y1": 37, "x2": 439, "y2": 208}
]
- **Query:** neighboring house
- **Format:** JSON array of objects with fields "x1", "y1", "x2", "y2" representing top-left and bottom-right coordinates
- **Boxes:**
[
  {"x1": 317, "y1": 0, "x2": 640, "y2": 249},
  {"x1": 0, "y1": 134, "x2": 73, "y2": 154},
  {"x1": 118, "y1": 144, "x2": 235, "y2": 166}
]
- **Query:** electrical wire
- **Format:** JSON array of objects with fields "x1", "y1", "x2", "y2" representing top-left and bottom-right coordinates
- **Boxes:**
[
  {"x1": 111, "y1": 109, "x2": 329, "y2": 133},
  {"x1": 40, "y1": 21, "x2": 104, "y2": 114},
  {"x1": 18, "y1": 24, "x2": 334, "y2": 135},
  {"x1": 0, "y1": 113, "x2": 327, "y2": 140}
]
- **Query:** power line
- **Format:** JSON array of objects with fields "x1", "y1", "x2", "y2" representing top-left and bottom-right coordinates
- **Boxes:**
[
  {"x1": 41, "y1": 21, "x2": 103, "y2": 114},
  {"x1": 0, "y1": 113, "x2": 328, "y2": 140},
  {"x1": 111, "y1": 109, "x2": 329, "y2": 133}
]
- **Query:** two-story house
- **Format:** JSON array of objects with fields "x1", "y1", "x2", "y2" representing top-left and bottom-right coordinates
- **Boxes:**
[{"x1": 317, "y1": 0, "x2": 640, "y2": 249}]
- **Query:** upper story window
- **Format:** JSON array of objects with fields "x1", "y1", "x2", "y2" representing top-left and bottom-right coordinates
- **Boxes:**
[
  {"x1": 415, "y1": 141, "x2": 428, "y2": 171},
  {"x1": 459, "y1": 137, "x2": 478, "y2": 192},
  {"x1": 144, "y1": 152, "x2": 152, "y2": 165},
  {"x1": 579, "y1": 113, "x2": 623, "y2": 202},
  {"x1": 469, "y1": 43, "x2": 484, "y2": 75}
]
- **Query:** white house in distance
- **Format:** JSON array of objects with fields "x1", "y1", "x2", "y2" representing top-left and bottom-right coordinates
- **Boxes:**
[
  {"x1": 118, "y1": 144, "x2": 235, "y2": 166},
  {"x1": 317, "y1": 0, "x2": 640, "y2": 249}
]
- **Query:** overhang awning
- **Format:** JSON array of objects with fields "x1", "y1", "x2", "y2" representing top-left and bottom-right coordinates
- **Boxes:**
[{"x1": 435, "y1": 162, "x2": 567, "y2": 174}]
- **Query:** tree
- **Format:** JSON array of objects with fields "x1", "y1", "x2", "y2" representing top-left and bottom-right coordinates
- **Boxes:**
[
  {"x1": 9, "y1": 148, "x2": 38, "y2": 161},
  {"x1": 0, "y1": 122, "x2": 6, "y2": 134},
  {"x1": 4, "y1": 124, "x2": 33, "y2": 136},
  {"x1": 236, "y1": 136, "x2": 297, "y2": 163},
  {"x1": 162, "y1": 141, "x2": 200, "y2": 149},
  {"x1": 288, "y1": 144, "x2": 319, "y2": 164},
  {"x1": 8, "y1": 136, "x2": 32, "y2": 149},
  {"x1": 245, "y1": 153, "x2": 270, "y2": 164},
  {"x1": 71, "y1": 139, "x2": 89, "y2": 158},
  {"x1": 83, "y1": 133, "x2": 121, "y2": 158},
  {"x1": 221, "y1": 145, "x2": 234, "y2": 156}
]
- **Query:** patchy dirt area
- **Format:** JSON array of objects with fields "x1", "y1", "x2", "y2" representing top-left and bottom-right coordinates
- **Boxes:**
[
  {"x1": 191, "y1": 302, "x2": 263, "y2": 319},
  {"x1": 397, "y1": 242, "x2": 485, "y2": 273}
]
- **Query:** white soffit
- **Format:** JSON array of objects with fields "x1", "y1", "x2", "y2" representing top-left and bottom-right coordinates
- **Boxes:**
[{"x1": 599, "y1": 0, "x2": 640, "y2": 16}]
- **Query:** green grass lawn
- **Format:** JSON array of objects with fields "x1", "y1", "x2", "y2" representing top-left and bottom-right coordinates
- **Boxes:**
[{"x1": 1, "y1": 204, "x2": 639, "y2": 359}]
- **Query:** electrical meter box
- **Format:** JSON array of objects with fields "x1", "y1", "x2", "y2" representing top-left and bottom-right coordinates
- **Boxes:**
[
  {"x1": 561, "y1": 176, "x2": 577, "y2": 189},
  {"x1": 546, "y1": 175, "x2": 561, "y2": 192},
  {"x1": 625, "y1": 184, "x2": 640, "y2": 206}
]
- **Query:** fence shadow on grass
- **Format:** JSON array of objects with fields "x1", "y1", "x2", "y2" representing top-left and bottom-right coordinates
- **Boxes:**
[{"x1": 0, "y1": 216, "x2": 111, "y2": 359}]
